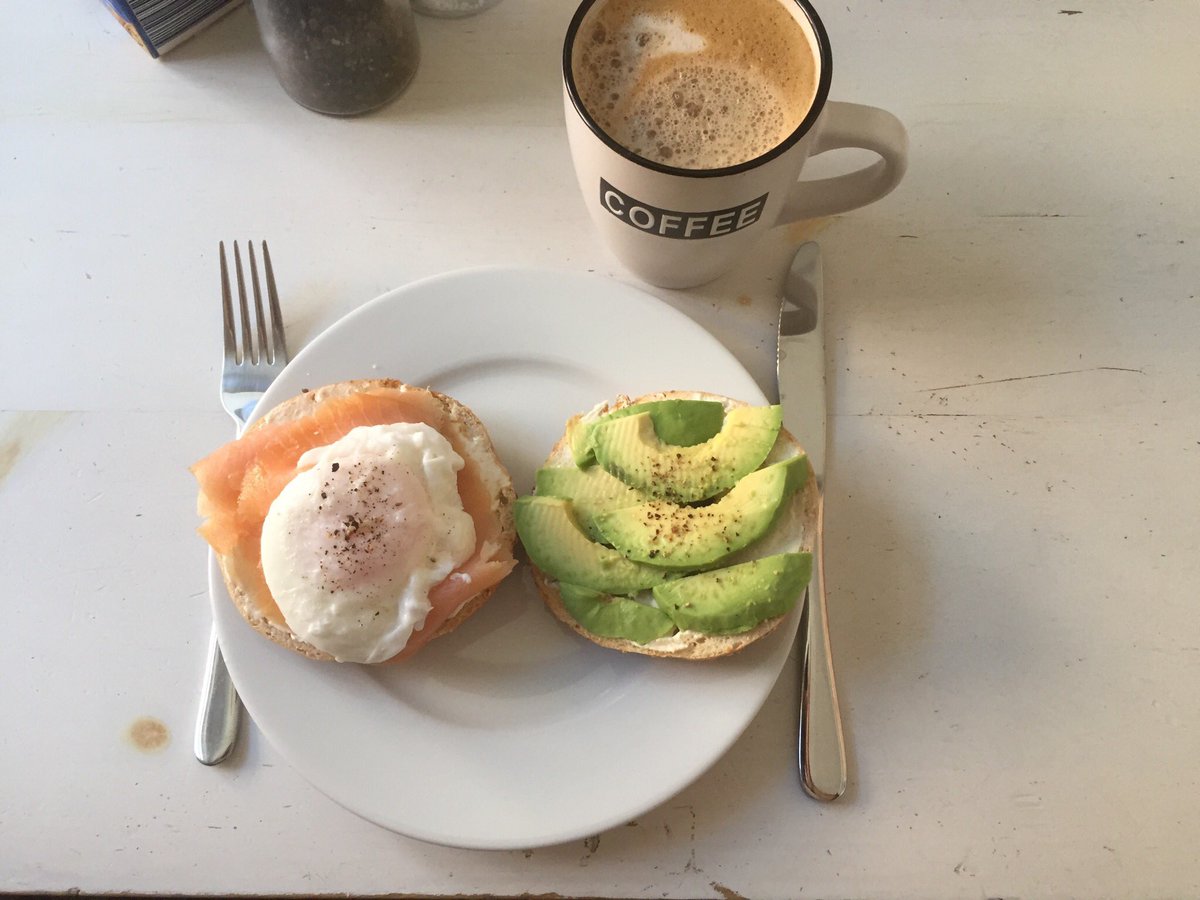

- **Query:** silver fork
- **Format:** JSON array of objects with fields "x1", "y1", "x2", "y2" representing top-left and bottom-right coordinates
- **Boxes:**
[{"x1": 194, "y1": 240, "x2": 289, "y2": 766}]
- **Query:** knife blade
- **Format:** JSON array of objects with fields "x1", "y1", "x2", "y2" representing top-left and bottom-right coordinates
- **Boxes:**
[{"x1": 777, "y1": 242, "x2": 846, "y2": 801}]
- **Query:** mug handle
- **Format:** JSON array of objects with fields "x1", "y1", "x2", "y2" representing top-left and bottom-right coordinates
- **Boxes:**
[{"x1": 777, "y1": 101, "x2": 909, "y2": 223}]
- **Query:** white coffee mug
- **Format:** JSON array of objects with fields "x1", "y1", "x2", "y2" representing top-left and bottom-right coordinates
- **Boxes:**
[{"x1": 562, "y1": 0, "x2": 909, "y2": 289}]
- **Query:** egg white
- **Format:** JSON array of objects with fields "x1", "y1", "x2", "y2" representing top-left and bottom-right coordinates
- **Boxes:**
[{"x1": 260, "y1": 422, "x2": 476, "y2": 663}]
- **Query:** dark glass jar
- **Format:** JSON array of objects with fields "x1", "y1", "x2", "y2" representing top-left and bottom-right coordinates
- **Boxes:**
[{"x1": 252, "y1": 0, "x2": 420, "y2": 116}]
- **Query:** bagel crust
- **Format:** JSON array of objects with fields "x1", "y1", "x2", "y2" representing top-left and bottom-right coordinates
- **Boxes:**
[
  {"x1": 210, "y1": 378, "x2": 517, "y2": 663},
  {"x1": 529, "y1": 391, "x2": 819, "y2": 660}
]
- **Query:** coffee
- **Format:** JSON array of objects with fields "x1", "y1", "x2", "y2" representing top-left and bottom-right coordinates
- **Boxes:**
[{"x1": 572, "y1": 0, "x2": 818, "y2": 170}]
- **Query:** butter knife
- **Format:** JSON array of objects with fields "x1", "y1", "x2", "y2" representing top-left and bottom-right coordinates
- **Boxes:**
[{"x1": 776, "y1": 242, "x2": 846, "y2": 801}]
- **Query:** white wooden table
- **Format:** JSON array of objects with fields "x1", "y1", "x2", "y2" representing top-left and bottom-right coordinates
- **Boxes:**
[{"x1": 3, "y1": 1, "x2": 1198, "y2": 896}]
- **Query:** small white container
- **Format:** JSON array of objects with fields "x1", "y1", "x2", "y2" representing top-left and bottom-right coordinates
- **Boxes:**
[{"x1": 412, "y1": 0, "x2": 502, "y2": 19}]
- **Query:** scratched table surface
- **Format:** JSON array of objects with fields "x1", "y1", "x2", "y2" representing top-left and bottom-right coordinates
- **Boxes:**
[{"x1": 3, "y1": 1, "x2": 1199, "y2": 897}]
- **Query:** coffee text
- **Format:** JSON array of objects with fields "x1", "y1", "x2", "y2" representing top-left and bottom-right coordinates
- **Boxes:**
[{"x1": 599, "y1": 180, "x2": 768, "y2": 240}]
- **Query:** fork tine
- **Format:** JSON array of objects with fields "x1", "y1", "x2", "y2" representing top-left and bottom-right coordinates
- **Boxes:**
[
  {"x1": 219, "y1": 242, "x2": 236, "y2": 361},
  {"x1": 261, "y1": 241, "x2": 288, "y2": 364},
  {"x1": 247, "y1": 243, "x2": 269, "y2": 364},
  {"x1": 233, "y1": 241, "x2": 254, "y2": 364}
]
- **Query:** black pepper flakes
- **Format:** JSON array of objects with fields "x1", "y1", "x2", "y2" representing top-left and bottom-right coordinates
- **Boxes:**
[{"x1": 254, "y1": 0, "x2": 419, "y2": 116}]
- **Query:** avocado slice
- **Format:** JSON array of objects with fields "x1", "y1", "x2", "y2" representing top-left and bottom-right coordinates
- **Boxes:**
[
  {"x1": 514, "y1": 496, "x2": 674, "y2": 594},
  {"x1": 534, "y1": 465, "x2": 647, "y2": 543},
  {"x1": 590, "y1": 405, "x2": 783, "y2": 503},
  {"x1": 569, "y1": 399, "x2": 726, "y2": 466},
  {"x1": 594, "y1": 455, "x2": 809, "y2": 569},
  {"x1": 558, "y1": 583, "x2": 677, "y2": 644},
  {"x1": 651, "y1": 552, "x2": 812, "y2": 634}
]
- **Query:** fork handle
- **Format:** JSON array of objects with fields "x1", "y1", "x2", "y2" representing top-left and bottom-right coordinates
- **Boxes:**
[
  {"x1": 799, "y1": 500, "x2": 847, "y2": 800},
  {"x1": 195, "y1": 627, "x2": 241, "y2": 766}
]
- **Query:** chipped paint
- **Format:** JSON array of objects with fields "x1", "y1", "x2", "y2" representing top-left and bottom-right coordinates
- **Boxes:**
[
  {"x1": 673, "y1": 803, "x2": 703, "y2": 875},
  {"x1": 712, "y1": 882, "x2": 749, "y2": 900},
  {"x1": 578, "y1": 834, "x2": 601, "y2": 867},
  {"x1": 0, "y1": 411, "x2": 69, "y2": 488}
]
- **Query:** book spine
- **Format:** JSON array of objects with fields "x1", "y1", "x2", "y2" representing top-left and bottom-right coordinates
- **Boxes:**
[
  {"x1": 103, "y1": 0, "x2": 244, "y2": 57},
  {"x1": 103, "y1": 0, "x2": 158, "y2": 57}
]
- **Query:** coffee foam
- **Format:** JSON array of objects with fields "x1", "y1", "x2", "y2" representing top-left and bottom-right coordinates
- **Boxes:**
[{"x1": 573, "y1": 0, "x2": 817, "y2": 169}]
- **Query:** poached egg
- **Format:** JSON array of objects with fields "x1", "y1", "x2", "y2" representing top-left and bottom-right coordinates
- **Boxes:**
[{"x1": 260, "y1": 422, "x2": 476, "y2": 663}]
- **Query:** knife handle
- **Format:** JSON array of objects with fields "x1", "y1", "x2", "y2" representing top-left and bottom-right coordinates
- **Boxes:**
[{"x1": 799, "y1": 497, "x2": 847, "y2": 800}]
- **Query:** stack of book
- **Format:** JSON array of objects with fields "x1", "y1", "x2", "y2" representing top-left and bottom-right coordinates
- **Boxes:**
[{"x1": 104, "y1": 0, "x2": 244, "y2": 57}]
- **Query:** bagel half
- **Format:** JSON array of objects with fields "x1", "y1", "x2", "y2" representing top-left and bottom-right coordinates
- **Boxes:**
[
  {"x1": 526, "y1": 391, "x2": 819, "y2": 660},
  {"x1": 195, "y1": 378, "x2": 517, "y2": 663}
]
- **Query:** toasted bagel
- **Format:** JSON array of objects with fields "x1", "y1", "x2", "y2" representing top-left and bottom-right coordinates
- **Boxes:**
[
  {"x1": 527, "y1": 390, "x2": 819, "y2": 660},
  {"x1": 195, "y1": 378, "x2": 517, "y2": 663}
]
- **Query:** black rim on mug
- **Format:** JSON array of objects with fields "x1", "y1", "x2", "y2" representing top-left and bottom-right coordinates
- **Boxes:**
[{"x1": 562, "y1": 0, "x2": 835, "y2": 180}]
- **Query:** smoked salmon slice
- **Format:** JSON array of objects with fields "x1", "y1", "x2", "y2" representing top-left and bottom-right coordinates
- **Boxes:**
[{"x1": 193, "y1": 386, "x2": 516, "y2": 660}]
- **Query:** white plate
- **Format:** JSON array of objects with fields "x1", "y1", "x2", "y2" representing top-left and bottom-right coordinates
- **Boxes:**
[{"x1": 211, "y1": 267, "x2": 799, "y2": 850}]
